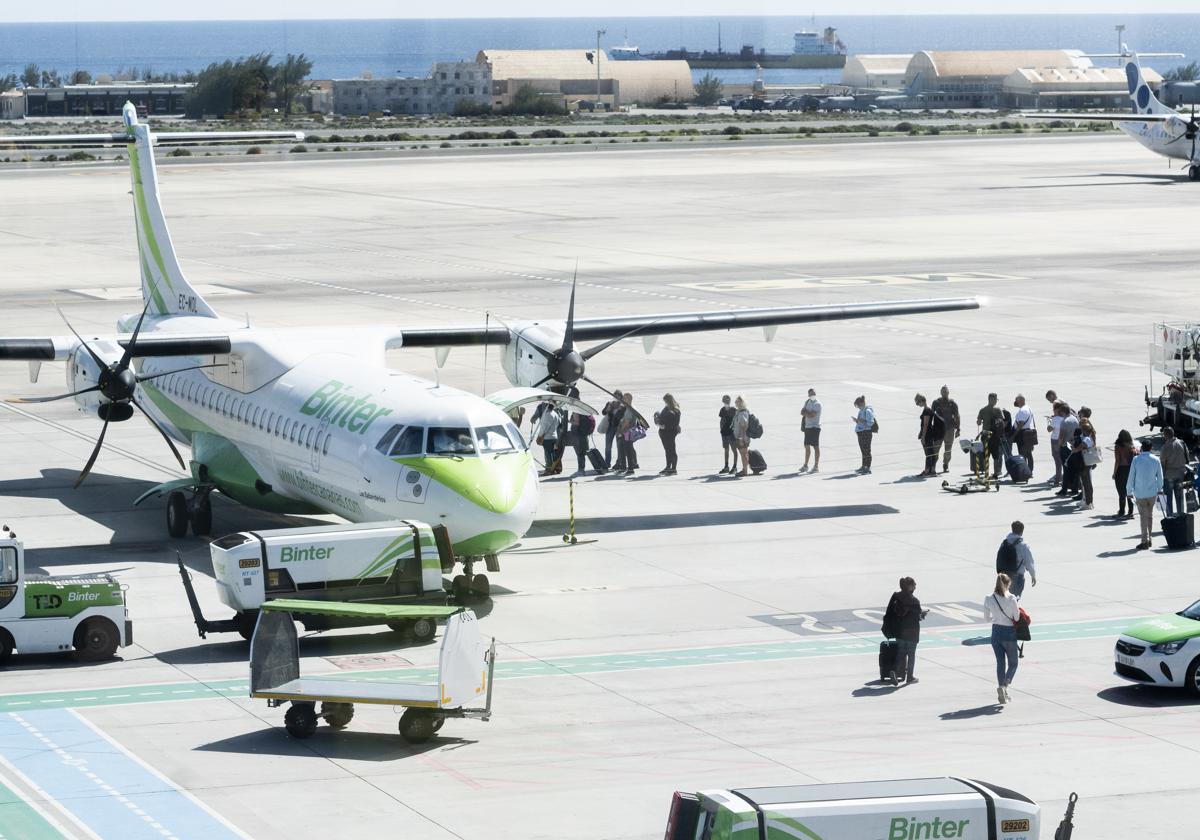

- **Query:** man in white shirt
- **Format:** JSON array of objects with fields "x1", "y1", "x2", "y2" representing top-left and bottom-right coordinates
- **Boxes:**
[
  {"x1": 1012, "y1": 394, "x2": 1037, "y2": 475},
  {"x1": 799, "y1": 388, "x2": 821, "y2": 474}
]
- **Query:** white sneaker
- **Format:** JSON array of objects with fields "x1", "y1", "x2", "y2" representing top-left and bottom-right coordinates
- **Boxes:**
[
  {"x1": 1083, "y1": 503, "x2": 1094, "y2": 510},
  {"x1": 1004, "y1": 687, "x2": 1012, "y2": 702},
  {"x1": 997, "y1": 687, "x2": 1007, "y2": 705}
]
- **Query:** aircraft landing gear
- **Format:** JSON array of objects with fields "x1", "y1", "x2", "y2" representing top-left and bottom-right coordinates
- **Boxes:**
[
  {"x1": 1189, "y1": 165, "x2": 1199, "y2": 182},
  {"x1": 450, "y1": 556, "x2": 496, "y2": 601},
  {"x1": 166, "y1": 487, "x2": 214, "y2": 538}
]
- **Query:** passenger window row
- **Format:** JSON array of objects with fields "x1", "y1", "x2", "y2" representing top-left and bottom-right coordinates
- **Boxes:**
[{"x1": 151, "y1": 372, "x2": 333, "y2": 456}]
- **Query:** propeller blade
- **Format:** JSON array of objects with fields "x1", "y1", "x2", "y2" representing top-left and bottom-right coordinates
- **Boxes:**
[
  {"x1": 531, "y1": 373, "x2": 554, "y2": 388},
  {"x1": 580, "y1": 319, "x2": 660, "y2": 362},
  {"x1": 131, "y1": 396, "x2": 186, "y2": 471},
  {"x1": 5, "y1": 385, "x2": 101, "y2": 404},
  {"x1": 74, "y1": 415, "x2": 111, "y2": 488},
  {"x1": 561, "y1": 262, "x2": 578, "y2": 353},
  {"x1": 118, "y1": 293, "x2": 156, "y2": 370},
  {"x1": 136, "y1": 363, "x2": 227, "y2": 383},
  {"x1": 54, "y1": 302, "x2": 108, "y2": 372}
]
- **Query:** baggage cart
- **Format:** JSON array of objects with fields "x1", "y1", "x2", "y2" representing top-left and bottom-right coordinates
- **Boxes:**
[{"x1": 249, "y1": 599, "x2": 495, "y2": 743}]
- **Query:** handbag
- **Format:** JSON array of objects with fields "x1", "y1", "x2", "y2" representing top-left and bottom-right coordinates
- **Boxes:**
[
  {"x1": 1015, "y1": 607, "x2": 1032, "y2": 642},
  {"x1": 870, "y1": 418, "x2": 880, "y2": 433},
  {"x1": 1082, "y1": 446, "x2": 1102, "y2": 467},
  {"x1": 623, "y1": 425, "x2": 647, "y2": 443},
  {"x1": 1022, "y1": 427, "x2": 1039, "y2": 446},
  {"x1": 596, "y1": 415, "x2": 609, "y2": 435}
]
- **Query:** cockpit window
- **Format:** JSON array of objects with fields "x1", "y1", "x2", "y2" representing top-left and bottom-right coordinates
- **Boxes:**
[
  {"x1": 475, "y1": 425, "x2": 516, "y2": 453},
  {"x1": 375, "y1": 424, "x2": 401, "y2": 455},
  {"x1": 427, "y1": 426, "x2": 475, "y2": 455},
  {"x1": 390, "y1": 426, "x2": 425, "y2": 456}
]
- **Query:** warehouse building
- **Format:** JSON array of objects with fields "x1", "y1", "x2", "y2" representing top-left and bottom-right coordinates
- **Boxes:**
[
  {"x1": 478, "y1": 49, "x2": 693, "y2": 108},
  {"x1": 0, "y1": 90, "x2": 23, "y2": 120},
  {"x1": 22, "y1": 83, "x2": 192, "y2": 117},
  {"x1": 1001, "y1": 65, "x2": 1162, "y2": 110},
  {"x1": 905, "y1": 50, "x2": 1090, "y2": 108},
  {"x1": 332, "y1": 62, "x2": 491, "y2": 116},
  {"x1": 839, "y1": 55, "x2": 910, "y2": 89}
]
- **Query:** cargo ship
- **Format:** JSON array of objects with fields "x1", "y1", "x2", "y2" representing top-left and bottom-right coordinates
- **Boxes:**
[{"x1": 625, "y1": 26, "x2": 846, "y2": 69}]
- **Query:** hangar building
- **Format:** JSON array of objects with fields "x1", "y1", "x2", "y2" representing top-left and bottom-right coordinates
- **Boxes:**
[{"x1": 478, "y1": 50, "x2": 694, "y2": 109}]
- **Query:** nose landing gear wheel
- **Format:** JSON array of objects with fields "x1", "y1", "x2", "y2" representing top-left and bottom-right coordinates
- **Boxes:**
[{"x1": 1190, "y1": 165, "x2": 1200, "y2": 181}]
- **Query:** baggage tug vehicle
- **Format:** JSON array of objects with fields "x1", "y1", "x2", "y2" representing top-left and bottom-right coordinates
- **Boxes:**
[{"x1": 0, "y1": 526, "x2": 132, "y2": 664}]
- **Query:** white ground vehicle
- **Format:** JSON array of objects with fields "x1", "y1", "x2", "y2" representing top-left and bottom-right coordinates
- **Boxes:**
[
  {"x1": 178, "y1": 520, "x2": 459, "y2": 640},
  {"x1": 664, "y1": 778, "x2": 1051, "y2": 840},
  {"x1": 0, "y1": 525, "x2": 132, "y2": 664},
  {"x1": 249, "y1": 600, "x2": 495, "y2": 743},
  {"x1": 1114, "y1": 600, "x2": 1200, "y2": 694}
]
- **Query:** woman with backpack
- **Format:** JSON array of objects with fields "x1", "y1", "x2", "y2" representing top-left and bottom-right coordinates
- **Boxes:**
[
  {"x1": 984, "y1": 573, "x2": 1022, "y2": 705},
  {"x1": 656, "y1": 394, "x2": 682, "y2": 475},
  {"x1": 852, "y1": 395, "x2": 876, "y2": 475},
  {"x1": 731, "y1": 396, "x2": 751, "y2": 477},
  {"x1": 915, "y1": 393, "x2": 940, "y2": 477}
]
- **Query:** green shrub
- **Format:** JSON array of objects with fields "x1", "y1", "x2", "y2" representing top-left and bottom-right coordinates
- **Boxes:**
[
  {"x1": 168, "y1": 147, "x2": 192, "y2": 157},
  {"x1": 245, "y1": 146, "x2": 262, "y2": 155}
]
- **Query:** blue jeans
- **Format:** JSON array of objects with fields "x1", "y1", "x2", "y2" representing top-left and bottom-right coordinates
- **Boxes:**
[
  {"x1": 1010, "y1": 573, "x2": 1026, "y2": 599},
  {"x1": 892, "y1": 639, "x2": 917, "y2": 681},
  {"x1": 991, "y1": 624, "x2": 1019, "y2": 686},
  {"x1": 1164, "y1": 478, "x2": 1186, "y2": 517}
]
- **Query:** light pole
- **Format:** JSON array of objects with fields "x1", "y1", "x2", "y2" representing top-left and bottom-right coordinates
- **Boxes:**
[
  {"x1": 1115, "y1": 24, "x2": 1125, "y2": 66},
  {"x1": 596, "y1": 28, "x2": 606, "y2": 109}
]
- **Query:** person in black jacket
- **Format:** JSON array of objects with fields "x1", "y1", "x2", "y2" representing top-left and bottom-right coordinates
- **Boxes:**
[
  {"x1": 718, "y1": 394, "x2": 738, "y2": 474},
  {"x1": 884, "y1": 577, "x2": 928, "y2": 686},
  {"x1": 657, "y1": 394, "x2": 682, "y2": 475}
]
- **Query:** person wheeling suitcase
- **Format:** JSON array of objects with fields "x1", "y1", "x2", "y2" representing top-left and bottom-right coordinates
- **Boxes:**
[{"x1": 881, "y1": 577, "x2": 927, "y2": 686}]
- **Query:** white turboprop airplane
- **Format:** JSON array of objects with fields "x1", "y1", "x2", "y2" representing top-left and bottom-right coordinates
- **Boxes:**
[
  {"x1": 1022, "y1": 50, "x2": 1200, "y2": 180},
  {"x1": 0, "y1": 103, "x2": 979, "y2": 595}
]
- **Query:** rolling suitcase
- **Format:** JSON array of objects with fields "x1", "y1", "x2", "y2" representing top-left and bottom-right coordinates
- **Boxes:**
[
  {"x1": 1161, "y1": 513, "x2": 1195, "y2": 549},
  {"x1": 748, "y1": 450, "x2": 767, "y2": 474},
  {"x1": 1005, "y1": 454, "x2": 1031, "y2": 484},
  {"x1": 878, "y1": 640, "x2": 897, "y2": 681},
  {"x1": 586, "y1": 448, "x2": 607, "y2": 475}
]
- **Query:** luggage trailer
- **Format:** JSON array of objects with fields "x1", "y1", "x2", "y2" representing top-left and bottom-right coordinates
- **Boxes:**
[{"x1": 249, "y1": 600, "x2": 495, "y2": 743}]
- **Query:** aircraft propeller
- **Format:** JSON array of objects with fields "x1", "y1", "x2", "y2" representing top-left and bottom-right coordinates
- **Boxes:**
[{"x1": 6, "y1": 297, "x2": 222, "y2": 487}]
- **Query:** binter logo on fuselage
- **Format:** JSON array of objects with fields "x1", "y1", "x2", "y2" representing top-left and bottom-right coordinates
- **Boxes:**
[{"x1": 300, "y1": 380, "x2": 393, "y2": 434}]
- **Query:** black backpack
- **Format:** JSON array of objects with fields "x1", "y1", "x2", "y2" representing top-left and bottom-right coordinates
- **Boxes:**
[
  {"x1": 996, "y1": 537, "x2": 1020, "y2": 575},
  {"x1": 747, "y1": 414, "x2": 764, "y2": 439}
]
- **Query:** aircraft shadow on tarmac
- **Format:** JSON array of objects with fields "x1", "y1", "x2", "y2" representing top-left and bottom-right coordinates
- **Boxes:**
[
  {"x1": 197, "y1": 727, "x2": 476, "y2": 760},
  {"x1": 529, "y1": 504, "x2": 898, "y2": 536},
  {"x1": 983, "y1": 173, "x2": 1186, "y2": 190},
  {"x1": 1, "y1": 469, "x2": 331, "y2": 572}
]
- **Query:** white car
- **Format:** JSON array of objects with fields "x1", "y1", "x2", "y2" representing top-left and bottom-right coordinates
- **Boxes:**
[{"x1": 1114, "y1": 600, "x2": 1200, "y2": 694}]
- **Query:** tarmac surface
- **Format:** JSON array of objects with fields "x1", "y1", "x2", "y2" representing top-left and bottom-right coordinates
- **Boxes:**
[{"x1": 0, "y1": 132, "x2": 1198, "y2": 839}]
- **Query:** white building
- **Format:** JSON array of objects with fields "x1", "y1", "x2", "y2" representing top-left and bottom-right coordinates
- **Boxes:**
[
  {"x1": 332, "y1": 62, "x2": 492, "y2": 116},
  {"x1": 0, "y1": 90, "x2": 23, "y2": 120}
]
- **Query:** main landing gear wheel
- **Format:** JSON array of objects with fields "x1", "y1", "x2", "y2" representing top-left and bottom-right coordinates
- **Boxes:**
[
  {"x1": 235, "y1": 610, "x2": 258, "y2": 641},
  {"x1": 285, "y1": 703, "x2": 318, "y2": 738},
  {"x1": 166, "y1": 491, "x2": 188, "y2": 538},
  {"x1": 1190, "y1": 165, "x2": 1200, "y2": 182},
  {"x1": 189, "y1": 494, "x2": 212, "y2": 536},
  {"x1": 470, "y1": 574, "x2": 490, "y2": 599},
  {"x1": 452, "y1": 574, "x2": 471, "y2": 601},
  {"x1": 398, "y1": 708, "x2": 438, "y2": 744},
  {"x1": 320, "y1": 702, "x2": 354, "y2": 729},
  {"x1": 74, "y1": 618, "x2": 119, "y2": 662}
]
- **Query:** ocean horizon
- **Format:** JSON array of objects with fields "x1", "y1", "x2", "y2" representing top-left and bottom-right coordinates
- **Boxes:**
[{"x1": 1, "y1": 14, "x2": 1196, "y2": 86}]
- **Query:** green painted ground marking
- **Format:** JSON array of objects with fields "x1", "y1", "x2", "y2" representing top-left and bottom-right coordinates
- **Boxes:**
[
  {"x1": 0, "y1": 617, "x2": 1136, "y2": 714},
  {"x1": 0, "y1": 778, "x2": 67, "y2": 840}
]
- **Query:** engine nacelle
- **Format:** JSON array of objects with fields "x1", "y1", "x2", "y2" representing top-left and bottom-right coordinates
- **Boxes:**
[
  {"x1": 65, "y1": 339, "x2": 124, "y2": 418},
  {"x1": 501, "y1": 324, "x2": 568, "y2": 388}
]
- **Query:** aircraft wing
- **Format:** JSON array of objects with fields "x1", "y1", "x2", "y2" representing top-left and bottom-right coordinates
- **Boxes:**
[
  {"x1": 0, "y1": 334, "x2": 233, "y2": 361},
  {"x1": 1020, "y1": 112, "x2": 1174, "y2": 122},
  {"x1": 391, "y1": 297, "x2": 980, "y2": 348}
]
